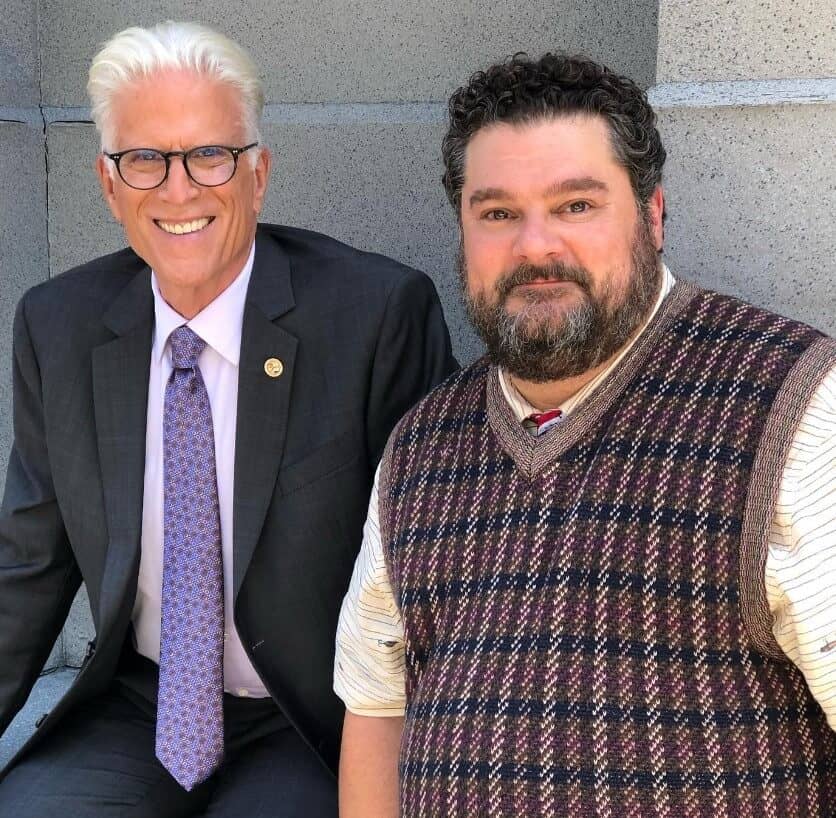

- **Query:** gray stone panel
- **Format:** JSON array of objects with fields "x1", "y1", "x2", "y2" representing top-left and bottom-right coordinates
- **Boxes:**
[
  {"x1": 0, "y1": 123, "x2": 48, "y2": 499},
  {"x1": 657, "y1": 0, "x2": 835, "y2": 83},
  {"x1": 0, "y1": 0, "x2": 39, "y2": 106},
  {"x1": 658, "y1": 103, "x2": 835, "y2": 333},
  {"x1": 46, "y1": 123, "x2": 124, "y2": 276},
  {"x1": 40, "y1": 0, "x2": 657, "y2": 106}
]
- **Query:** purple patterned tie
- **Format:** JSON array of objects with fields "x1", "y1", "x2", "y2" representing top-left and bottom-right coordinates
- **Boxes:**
[{"x1": 156, "y1": 325, "x2": 225, "y2": 790}]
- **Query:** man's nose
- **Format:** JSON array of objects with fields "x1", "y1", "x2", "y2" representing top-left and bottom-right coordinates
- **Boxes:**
[
  {"x1": 158, "y1": 156, "x2": 200, "y2": 203},
  {"x1": 511, "y1": 215, "x2": 567, "y2": 264}
]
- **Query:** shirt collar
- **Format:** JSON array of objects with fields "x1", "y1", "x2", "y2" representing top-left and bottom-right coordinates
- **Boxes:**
[
  {"x1": 499, "y1": 264, "x2": 677, "y2": 421},
  {"x1": 151, "y1": 241, "x2": 255, "y2": 367}
]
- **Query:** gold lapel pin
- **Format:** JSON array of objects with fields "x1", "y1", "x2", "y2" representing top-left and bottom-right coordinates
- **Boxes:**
[{"x1": 264, "y1": 358, "x2": 284, "y2": 378}]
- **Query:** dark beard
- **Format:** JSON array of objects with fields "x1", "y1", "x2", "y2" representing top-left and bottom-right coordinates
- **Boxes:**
[{"x1": 460, "y1": 217, "x2": 662, "y2": 383}]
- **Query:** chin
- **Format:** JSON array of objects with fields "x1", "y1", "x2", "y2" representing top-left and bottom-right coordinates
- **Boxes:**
[
  {"x1": 509, "y1": 298, "x2": 577, "y2": 326},
  {"x1": 157, "y1": 270, "x2": 218, "y2": 300}
]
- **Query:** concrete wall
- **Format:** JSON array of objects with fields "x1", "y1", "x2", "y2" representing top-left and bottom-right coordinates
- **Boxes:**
[
  {"x1": 653, "y1": 0, "x2": 835, "y2": 333},
  {"x1": 0, "y1": 0, "x2": 833, "y2": 677}
]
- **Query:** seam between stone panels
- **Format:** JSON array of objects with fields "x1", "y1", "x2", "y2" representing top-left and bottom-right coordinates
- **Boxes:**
[
  {"x1": 0, "y1": 107, "x2": 42, "y2": 124},
  {"x1": 42, "y1": 107, "x2": 91, "y2": 123},
  {"x1": 41, "y1": 102, "x2": 450, "y2": 126},
  {"x1": 33, "y1": 82, "x2": 836, "y2": 122},
  {"x1": 648, "y1": 78, "x2": 836, "y2": 108},
  {"x1": 35, "y1": 0, "x2": 52, "y2": 290}
]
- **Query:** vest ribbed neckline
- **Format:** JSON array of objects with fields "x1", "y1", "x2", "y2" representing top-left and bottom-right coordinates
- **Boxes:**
[{"x1": 486, "y1": 280, "x2": 699, "y2": 479}]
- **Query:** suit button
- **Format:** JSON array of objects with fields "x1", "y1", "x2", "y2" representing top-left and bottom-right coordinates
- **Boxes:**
[{"x1": 35, "y1": 712, "x2": 49, "y2": 728}]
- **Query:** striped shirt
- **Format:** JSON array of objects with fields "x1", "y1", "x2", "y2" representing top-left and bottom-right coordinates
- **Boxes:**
[{"x1": 334, "y1": 268, "x2": 836, "y2": 728}]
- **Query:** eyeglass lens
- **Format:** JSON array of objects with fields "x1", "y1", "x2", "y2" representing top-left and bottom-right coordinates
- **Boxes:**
[{"x1": 118, "y1": 146, "x2": 237, "y2": 189}]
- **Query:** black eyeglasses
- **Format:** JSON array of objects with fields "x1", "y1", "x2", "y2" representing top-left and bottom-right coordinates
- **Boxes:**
[{"x1": 103, "y1": 143, "x2": 259, "y2": 190}]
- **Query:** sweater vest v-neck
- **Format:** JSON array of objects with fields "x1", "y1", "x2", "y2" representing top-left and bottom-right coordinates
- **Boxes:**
[{"x1": 380, "y1": 282, "x2": 836, "y2": 817}]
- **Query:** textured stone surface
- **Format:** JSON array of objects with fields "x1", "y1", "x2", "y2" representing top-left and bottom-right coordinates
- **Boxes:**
[
  {"x1": 657, "y1": 102, "x2": 835, "y2": 333},
  {"x1": 657, "y1": 0, "x2": 835, "y2": 83},
  {"x1": 62, "y1": 588, "x2": 95, "y2": 667},
  {"x1": 0, "y1": 669, "x2": 77, "y2": 767},
  {"x1": 0, "y1": 0, "x2": 39, "y2": 106},
  {"x1": 39, "y1": 0, "x2": 657, "y2": 106},
  {"x1": 46, "y1": 123, "x2": 124, "y2": 277},
  {"x1": 0, "y1": 123, "x2": 48, "y2": 499},
  {"x1": 43, "y1": 637, "x2": 64, "y2": 673}
]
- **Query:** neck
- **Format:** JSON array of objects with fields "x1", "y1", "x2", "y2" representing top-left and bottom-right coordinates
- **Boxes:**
[
  {"x1": 157, "y1": 246, "x2": 252, "y2": 320},
  {"x1": 508, "y1": 356, "x2": 613, "y2": 411},
  {"x1": 160, "y1": 286, "x2": 227, "y2": 320}
]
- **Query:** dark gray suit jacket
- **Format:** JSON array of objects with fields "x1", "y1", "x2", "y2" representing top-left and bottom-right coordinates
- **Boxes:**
[{"x1": 0, "y1": 222, "x2": 456, "y2": 775}]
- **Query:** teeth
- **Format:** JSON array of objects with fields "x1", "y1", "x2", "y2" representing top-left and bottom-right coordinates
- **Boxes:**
[{"x1": 157, "y1": 217, "x2": 211, "y2": 235}]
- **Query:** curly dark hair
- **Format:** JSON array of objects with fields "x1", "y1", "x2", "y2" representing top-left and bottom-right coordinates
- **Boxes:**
[{"x1": 442, "y1": 53, "x2": 666, "y2": 214}]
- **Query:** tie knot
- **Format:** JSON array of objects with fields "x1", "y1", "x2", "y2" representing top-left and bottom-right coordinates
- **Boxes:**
[{"x1": 169, "y1": 326, "x2": 206, "y2": 370}]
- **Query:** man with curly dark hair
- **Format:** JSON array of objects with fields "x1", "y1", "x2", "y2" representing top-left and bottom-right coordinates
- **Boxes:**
[{"x1": 335, "y1": 53, "x2": 836, "y2": 817}]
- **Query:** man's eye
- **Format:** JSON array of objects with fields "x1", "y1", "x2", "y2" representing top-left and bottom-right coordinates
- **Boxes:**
[
  {"x1": 192, "y1": 146, "x2": 225, "y2": 159},
  {"x1": 566, "y1": 201, "x2": 590, "y2": 213},
  {"x1": 133, "y1": 150, "x2": 162, "y2": 162},
  {"x1": 484, "y1": 209, "x2": 512, "y2": 221}
]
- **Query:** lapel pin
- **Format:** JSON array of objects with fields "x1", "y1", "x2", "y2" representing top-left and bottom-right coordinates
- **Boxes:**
[{"x1": 264, "y1": 358, "x2": 284, "y2": 378}]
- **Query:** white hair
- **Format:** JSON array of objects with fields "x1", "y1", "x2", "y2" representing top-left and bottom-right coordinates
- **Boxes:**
[{"x1": 88, "y1": 21, "x2": 264, "y2": 155}]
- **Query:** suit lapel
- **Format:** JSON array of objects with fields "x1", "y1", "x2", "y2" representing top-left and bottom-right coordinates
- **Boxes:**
[
  {"x1": 233, "y1": 230, "x2": 297, "y2": 599},
  {"x1": 92, "y1": 269, "x2": 153, "y2": 634}
]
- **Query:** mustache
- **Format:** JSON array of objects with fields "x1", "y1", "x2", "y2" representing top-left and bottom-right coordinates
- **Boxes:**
[{"x1": 495, "y1": 262, "x2": 593, "y2": 300}]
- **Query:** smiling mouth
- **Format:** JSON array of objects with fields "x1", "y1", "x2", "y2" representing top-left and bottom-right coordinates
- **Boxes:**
[{"x1": 154, "y1": 217, "x2": 214, "y2": 235}]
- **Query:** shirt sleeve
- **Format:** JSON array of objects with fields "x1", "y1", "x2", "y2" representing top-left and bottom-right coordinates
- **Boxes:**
[
  {"x1": 334, "y1": 464, "x2": 407, "y2": 716},
  {"x1": 766, "y1": 363, "x2": 836, "y2": 730}
]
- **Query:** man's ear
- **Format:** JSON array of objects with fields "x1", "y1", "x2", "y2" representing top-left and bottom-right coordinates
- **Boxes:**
[
  {"x1": 96, "y1": 153, "x2": 122, "y2": 223},
  {"x1": 251, "y1": 146, "x2": 271, "y2": 215},
  {"x1": 647, "y1": 185, "x2": 665, "y2": 251}
]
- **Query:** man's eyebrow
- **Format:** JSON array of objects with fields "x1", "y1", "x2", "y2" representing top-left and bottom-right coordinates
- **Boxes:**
[
  {"x1": 543, "y1": 177, "x2": 609, "y2": 196},
  {"x1": 468, "y1": 177, "x2": 609, "y2": 208},
  {"x1": 468, "y1": 187, "x2": 511, "y2": 207}
]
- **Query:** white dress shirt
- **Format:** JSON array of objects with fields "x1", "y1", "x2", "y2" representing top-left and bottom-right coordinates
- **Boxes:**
[
  {"x1": 334, "y1": 268, "x2": 836, "y2": 730},
  {"x1": 132, "y1": 241, "x2": 268, "y2": 697}
]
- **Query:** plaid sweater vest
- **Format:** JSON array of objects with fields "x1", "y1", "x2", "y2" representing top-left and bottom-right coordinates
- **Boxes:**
[{"x1": 380, "y1": 283, "x2": 836, "y2": 817}]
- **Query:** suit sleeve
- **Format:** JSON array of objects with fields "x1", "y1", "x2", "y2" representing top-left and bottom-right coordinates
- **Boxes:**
[
  {"x1": 365, "y1": 269, "x2": 457, "y2": 466},
  {"x1": 0, "y1": 295, "x2": 81, "y2": 736}
]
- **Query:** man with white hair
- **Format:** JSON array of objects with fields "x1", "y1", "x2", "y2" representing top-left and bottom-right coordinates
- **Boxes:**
[{"x1": 0, "y1": 21, "x2": 455, "y2": 816}]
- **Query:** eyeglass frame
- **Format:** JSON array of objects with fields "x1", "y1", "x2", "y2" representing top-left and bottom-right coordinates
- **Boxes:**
[{"x1": 102, "y1": 142, "x2": 260, "y2": 190}]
